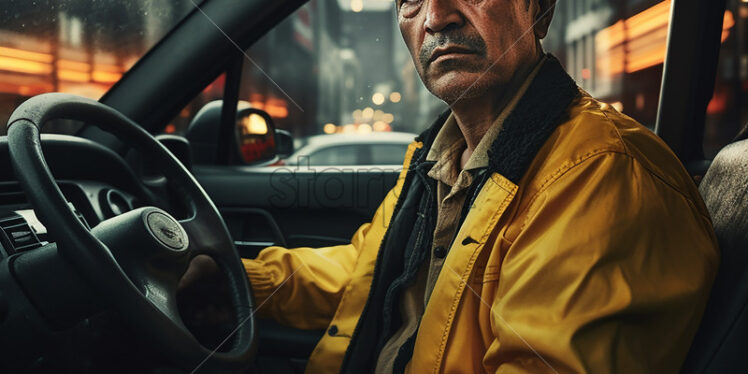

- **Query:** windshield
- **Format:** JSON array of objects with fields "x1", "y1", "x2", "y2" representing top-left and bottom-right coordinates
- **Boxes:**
[{"x1": 0, "y1": 0, "x2": 194, "y2": 132}]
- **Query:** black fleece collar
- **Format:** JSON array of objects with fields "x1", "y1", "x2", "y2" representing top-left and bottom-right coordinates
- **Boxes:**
[{"x1": 413, "y1": 54, "x2": 579, "y2": 184}]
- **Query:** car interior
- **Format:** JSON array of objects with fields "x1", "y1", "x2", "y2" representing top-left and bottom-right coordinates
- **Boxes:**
[{"x1": 0, "y1": 0, "x2": 745, "y2": 373}]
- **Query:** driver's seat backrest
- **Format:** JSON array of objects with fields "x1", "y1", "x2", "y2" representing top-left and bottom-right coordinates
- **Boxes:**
[{"x1": 681, "y1": 136, "x2": 748, "y2": 373}]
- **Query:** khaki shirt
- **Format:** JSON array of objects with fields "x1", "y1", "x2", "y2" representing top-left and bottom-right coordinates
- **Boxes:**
[{"x1": 375, "y1": 57, "x2": 545, "y2": 373}]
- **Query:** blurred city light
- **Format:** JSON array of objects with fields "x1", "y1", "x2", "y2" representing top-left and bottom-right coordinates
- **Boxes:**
[
  {"x1": 722, "y1": 10, "x2": 735, "y2": 42},
  {"x1": 0, "y1": 46, "x2": 53, "y2": 63},
  {"x1": 263, "y1": 100, "x2": 289, "y2": 119},
  {"x1": 339, "y1": 0, "x2": 393, "y2": 12},
  {"x1": 372, "y1": 121, "x2": 388, "y2": 132},
  {"x1": 372, "y1": 92, "x2": 385, "y2": 105},
  {"x1": 389, "y1": 92, "x2": 401, "y2": 103},
  {"x1": 581, "y1": 68, "x2": 591, "y2": 80},
  {"x1": 358, "y1": 123, "x2": 372, "y2": 133},
  {"x1": 0, "y1": 55, "x2": 52, "y2": 75},
  {"x1": 351, "y1": 0, "x2": 363, "y2": 13},
  {"x1": 324, "y1": 123, "x2": 337, "y2": 134},
  {"x1": 596, "y1": 0, "x2": 735, "y2": 76},
  {"x1": 92, "y1": 68, "x2": 122, "y2": 84},
  {"x1": 240, "y1": 114, "x2": 269, "y2": 135}
]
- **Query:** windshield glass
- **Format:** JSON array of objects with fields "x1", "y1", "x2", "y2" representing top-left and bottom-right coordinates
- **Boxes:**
[{"x1": 0, "y1": 0, "x2": 194, "y2": 132}]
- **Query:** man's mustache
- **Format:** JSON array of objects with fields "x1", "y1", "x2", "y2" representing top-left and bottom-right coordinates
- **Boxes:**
[{"x1": 418, "y1": 33, "x2": 487, "y2": 68}]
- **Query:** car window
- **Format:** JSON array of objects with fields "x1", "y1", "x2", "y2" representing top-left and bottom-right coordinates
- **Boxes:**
[
  {"x1": 703, "y1": 4, "x2": 746, "y2": 159},
  {"x1": 168, "y1": 1, "x2": 443, "y2": 161},
  {"x1": 307, "y1": 145, "x2": 362, "y2": 166},
  {"x1": 0, "y1": 0, "x2": 193, "y2": 134},
  {"x1": 550, "y1": 0, "x2": 744, "y2": 160},
  {"x1": 370, "y1": 143, "x2": 409, "y2": 165},
  {"x1": 544, "y1": 0, "x2": 676, "y2": 130},
  {"x1": 172, "y1": 0, "x2": 742, "y2": 165}
]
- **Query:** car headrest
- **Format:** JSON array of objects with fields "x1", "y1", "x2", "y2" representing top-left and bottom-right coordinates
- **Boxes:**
[
  {"x1": 185, "y1": 100, "x2": 222, "y2": 165},
  {"x1": 185, "y1": 100, "x2": 253, "y2": 165},
  {"x1": 681, "y1": 133, "x2": 748, "y2": 373}
]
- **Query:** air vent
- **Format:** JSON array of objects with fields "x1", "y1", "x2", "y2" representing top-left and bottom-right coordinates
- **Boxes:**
[{"x1": 0, "y1": 214, "x2": 42, "y2": 254}]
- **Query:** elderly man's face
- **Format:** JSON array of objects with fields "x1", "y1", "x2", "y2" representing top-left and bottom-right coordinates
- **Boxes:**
[{"x1": 398, "y1": 0, "x2": 542, "y2": 104}]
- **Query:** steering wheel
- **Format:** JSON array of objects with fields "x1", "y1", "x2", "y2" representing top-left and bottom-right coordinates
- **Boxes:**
[{"x1": 6, "y1": 93, "x2": 256, "y2": 372}]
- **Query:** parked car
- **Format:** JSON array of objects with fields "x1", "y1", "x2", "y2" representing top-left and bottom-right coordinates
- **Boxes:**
[{"x1": 283, "y1": 132, "x2": 417, "y2": 166}]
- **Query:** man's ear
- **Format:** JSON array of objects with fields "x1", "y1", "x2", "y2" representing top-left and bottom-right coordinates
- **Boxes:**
[{"x1": 533, "y1": 0, "x2": 556, "y2": 40}]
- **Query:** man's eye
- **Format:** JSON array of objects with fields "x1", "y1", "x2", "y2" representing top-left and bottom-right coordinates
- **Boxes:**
[
  {"x1": 399, "y1": 0, "x2": 422, "y2": 11},
  {"x1": 397, "y1": 0, "x2": 422, "y2": 18}
]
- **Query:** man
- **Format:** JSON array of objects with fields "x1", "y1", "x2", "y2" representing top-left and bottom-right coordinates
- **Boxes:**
[{"x1": 242, "y1": 0, "x2": 719, "y2": 373}]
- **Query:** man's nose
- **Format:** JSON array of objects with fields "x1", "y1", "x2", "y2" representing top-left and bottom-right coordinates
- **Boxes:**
[{"x1": 424, "y1": 0, "x2": 464, "y2": 33}]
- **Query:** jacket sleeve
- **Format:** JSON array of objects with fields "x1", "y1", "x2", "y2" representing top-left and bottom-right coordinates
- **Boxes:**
[
  {"x1": 485, "y1": 152, "x2": 719, "y2": 374},
  {"x1": 242, "y1": 222, "x2": 371, "y2": 330},
  {"x1": 242, "y1": 141, "x2": 421, "y2": 330}
]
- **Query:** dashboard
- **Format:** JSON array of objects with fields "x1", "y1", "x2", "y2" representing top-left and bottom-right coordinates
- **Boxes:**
[
  {"x1": 0, "y1": 181, "x2": 139, "y2": 261},
  {"x1": 0, "y1": 133, "x2": 210, "y2": 371},
  {"x1": 0, "y1": 134, "x2": 157, "y2": 261}
]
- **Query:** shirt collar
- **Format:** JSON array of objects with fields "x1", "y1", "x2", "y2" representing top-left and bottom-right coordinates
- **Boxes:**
[{"x1": 426, "y1": 56, "x2": 547, "y2": 185}]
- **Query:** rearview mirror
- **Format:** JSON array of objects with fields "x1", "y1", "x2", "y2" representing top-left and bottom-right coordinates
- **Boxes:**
[
  {"x1": 235, "y1": 108, "x2": 276, "y2": 164},
  {"x1": 186, "y1": 100, "x2": 293, "y2": 165}
]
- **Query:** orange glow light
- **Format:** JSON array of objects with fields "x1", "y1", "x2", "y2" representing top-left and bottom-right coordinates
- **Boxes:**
[
  {"x1": 92, "y1": 70, "x2": 121, "y2": 83},
  {"x1": 0, "y1": 46, "x2": 53, "y2": 63},
  {"x1": 94, "y1": 63, "x2": 121, "y2": 73},
  {"x1": 722, "y1": 10, "x2": 735, "y2": 42},
  {"x1": 598, "y1": 1, "x2": 736, "y2": 76},
  {"x1": 57, "y1": 69, "x2": 90, "y2": 82},
  {"x1": 596, "y1": 46, "x2": 625, "y2": 76},
  {"x1": 0, "y1": 80, "x2": 53, "y2": 96},
  {"x1": 0, "y1": 56, "x2": 53, "y2": 74},
  {"x1": 625, "y1": 0, "x2": 671, "y2": 40},
  {"x1": 595, "y1": 20, "x2": 625, "y2": 51},
  {"x1": 625, "y1": 26, "x2": 669, "y2": 73},
  {"x1": 58, "y1": 59, "x2": 89, "y2": 72},
  {"x1": 626, "y1": 49, "x2": 666, "y2": 73},
  {"x1": 581, "y1": 68, "x2": 591, "y2": 80},
  {"x1": 265, "y1": 101, "x2": 289, "y2": 118},
  {"x1": 723, "y1": 10, "x2": 735, "y2": 29},
  {"x1": 624, "y1": 0, "x2": 670, "y2": 73}
]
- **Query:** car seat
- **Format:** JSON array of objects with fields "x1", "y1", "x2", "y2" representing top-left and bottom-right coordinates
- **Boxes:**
[{"x1": 681, "y1": 123, "x2": 748, "y2": 373}]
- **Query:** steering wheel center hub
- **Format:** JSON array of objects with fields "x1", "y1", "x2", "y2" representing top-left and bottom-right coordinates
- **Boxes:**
[{"x1": 145, "y1": 211, "x2": 188, "y2": 250}]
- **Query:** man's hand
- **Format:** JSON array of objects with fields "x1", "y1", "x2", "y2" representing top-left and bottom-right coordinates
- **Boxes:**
[
  {"x1": 177, "y1": 255, "x2": 236, "y2": 346},
  {"x1": 179, "y1": 254, "x2": 221, "y2": 291}
]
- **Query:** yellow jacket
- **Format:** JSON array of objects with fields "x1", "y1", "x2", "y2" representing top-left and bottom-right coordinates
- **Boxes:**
[{"x1": 243, "y1": 85, "x2": 718, "y2": 372}]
